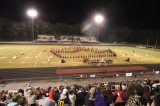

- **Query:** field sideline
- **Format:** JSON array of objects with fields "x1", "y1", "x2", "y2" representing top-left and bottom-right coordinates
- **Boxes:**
[{"x1": 0, "y1": 44, "x2": 160, "y2": 68}]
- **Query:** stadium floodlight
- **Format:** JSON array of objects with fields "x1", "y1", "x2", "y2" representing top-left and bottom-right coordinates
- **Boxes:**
[
  {"x1": 27, "y1": 9, "x2": 38, "y2": 18},
  {"x1": 93, "y1": 14, "x2": 104, "y2": 41},
  {"x1": 94, "y1": 14, "x2": 104, "y2": 24},
  {"x1": 27, "y1": 9, "x2": 38, "y2": 41}
]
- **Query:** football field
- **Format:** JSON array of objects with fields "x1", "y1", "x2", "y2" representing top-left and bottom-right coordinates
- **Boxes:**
[{"x1": 0, "y1": 44, "x2": 160, "y2": 68}]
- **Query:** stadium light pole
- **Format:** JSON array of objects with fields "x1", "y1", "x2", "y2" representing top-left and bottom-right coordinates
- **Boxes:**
[
  {"x1": 155, "y1": 39, "x2": 158, "y2": 49},
  {"x1": 94, "y1": 14, "x2": 104, "y2": 41},
  {"x1": 27, "y1": 9, "x2": 38, "y2": 41}
]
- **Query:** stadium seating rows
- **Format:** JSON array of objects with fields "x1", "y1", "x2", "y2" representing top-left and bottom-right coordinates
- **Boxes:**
[
  {"x1": 36, "y1": 35, "x2": 98, "y2": 43},
  {"x1": 0, "y1": 79, "x2": 160, "y2": 106}
]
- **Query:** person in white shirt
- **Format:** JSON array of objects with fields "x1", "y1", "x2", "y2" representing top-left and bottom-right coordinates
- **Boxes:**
[{"x1": 68, "y1": 89, "x2": 76, "y2": 106}]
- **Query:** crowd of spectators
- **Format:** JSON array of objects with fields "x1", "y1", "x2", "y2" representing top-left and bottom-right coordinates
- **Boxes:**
[{"x1": 0, "y1": 79, "x2": 160, "y2": 106}]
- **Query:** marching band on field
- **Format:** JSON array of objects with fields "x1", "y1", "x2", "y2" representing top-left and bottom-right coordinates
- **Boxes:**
[{"x1": 50, "y1": 46, "x2": 116, "y2": 59}]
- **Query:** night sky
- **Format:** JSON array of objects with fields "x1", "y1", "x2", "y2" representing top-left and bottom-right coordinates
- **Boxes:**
[{"x1": 0, "y1": 0, "x2": 160, "y2": 29}]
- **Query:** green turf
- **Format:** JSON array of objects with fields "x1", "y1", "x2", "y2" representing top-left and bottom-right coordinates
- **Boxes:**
[{"x1": 0, "y1": 44, "x2": 160, "y2": 68}]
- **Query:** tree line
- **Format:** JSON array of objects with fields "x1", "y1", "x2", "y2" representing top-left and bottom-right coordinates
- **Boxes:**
[
  {"x1": 0, "y1": 19, "x2": 82, "y2": 41},
  {"x1": 100, "y1": 27, "x2": 160, "y2": 46},
  {"x1": 0, "y1": 18, "x2": 159, "y2": 46}
]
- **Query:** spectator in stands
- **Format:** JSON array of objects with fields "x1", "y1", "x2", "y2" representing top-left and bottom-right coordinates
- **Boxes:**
[
  {"x1": 84, "y1": 86, "x2": 96, "y2": 106},
  {"x1": 5, "y1": 92, "x2": 12, "y2": 105},
  {"x1": 18, "y1": 89, "x2": 24, "y2": 96},
  {"x1": 120, "y1": 84, "x2": 128, "y2": 104},
  {"x1": 40, "y1": 88, "x2": 47, "y2": 97},
  {"x1": 17, "y1": 89, "x2": 26, "y2": 106},
  {"x1": 41, "y1": 97, "x2": 57, "y2": 106},
  {"x1": 143, "y1": 85, "x2": 151, "y2": 105},
  {"x1": 0, "y1": 95, "x2": 6, "y2": 106},
  {"x1": 77, "y1": 87, "x2": 87, "y2": 106},
  {"x1": 49, "y1": 88, "x2": 55, "y2": 100},
  {"x1": 150, "y1": 83, "x2": 160, "y2": 106},
  {"x1": 94, "y1": 87, "x2": 111, "y2": 106},
  {"x1": 126, "y1": 84, "x2": 146, "y2": 106},
  {"x1": 35, "y1": 87, "x2": 42, "y2": 100},
  {"x1": 96, "y1": 83, "x2": 102, "y2": 95},
  {"x1": 59, "y1": 88, "x2": 69, "y2": 105},
  {"x1": 47, "y1": 87, "x2": 52, "y2": 97},
  {"x1": 105, "y1": 87, "x2": 113, "y2": 105},
  {"x1": 68, "y1": 89, "x2": 76, "y2": 106},
  {"x1": 27, "y1": 90, "x2": 37, "y2": 106},
  {"x1": 7, "y1": 94, "x2": 18, "y2": 106},
  {"x1": 112, "y1": 84, "x2": 124, "y2": 103},
  {"x1": 115, "y1": 93, "x2": 125, "y2": 106},
  {"x1": 53, "y1": 87, "x2": 59, "y2": 104},
  {"x1": 2, "y1": 79, "x2": 160, "y2": 106}
]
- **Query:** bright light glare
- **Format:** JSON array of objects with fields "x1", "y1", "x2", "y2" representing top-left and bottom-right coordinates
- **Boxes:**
[
  {"x1": 83, "y1": 23, "x2": 92, "y2": 31},
  {"x1": 27, "y1": 9, "x2": 38, "y2": 18},
  {"x1": 94, "y1": 14, "x2": 104, "y2": 24}
]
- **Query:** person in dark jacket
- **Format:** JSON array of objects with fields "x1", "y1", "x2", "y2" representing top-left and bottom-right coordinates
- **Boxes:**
[
  {"x1": 95, "y1": 87, "x2": 112, "y2": 106},
  {"x1": 77, "y1": 87, "x2": 87, "y2": 106},
  {"x1": 84, "y1": 86, "x2": 96, "y2": 106}
]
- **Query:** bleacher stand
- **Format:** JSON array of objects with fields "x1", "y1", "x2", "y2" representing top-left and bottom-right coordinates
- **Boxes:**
[
  {"x1": 80, "y1": 36, "x2": 98, "y2": 43},
  {"x1": 36, "y1": 35, "x2": 98, "y2": 43},
  {"x1": 0, "y1": 79, "x2": 160, "y2": 106},
  {"x1": 36, "y1": 35, "x2": 56, "y2": 42}
]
